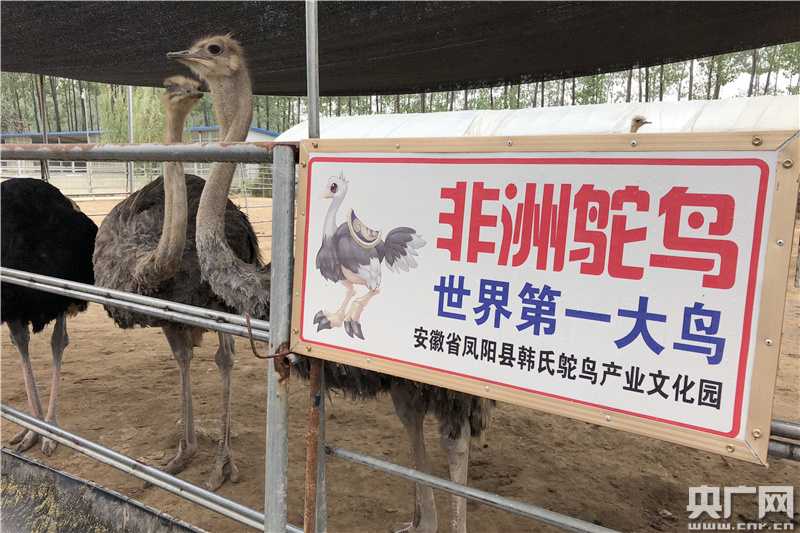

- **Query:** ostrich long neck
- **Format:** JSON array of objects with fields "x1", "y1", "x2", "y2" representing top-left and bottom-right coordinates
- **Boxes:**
[
  {"x1": 132, "y1": 105, "x2": 191, "y2": 290},
  {"x1": 324, "y1": 193, "x2": 345, "y2": 237},
  {"x1": 195, "y1": 70, "x2": 270, "y2": 318},
  {"x1": 213, "y1": 75, "x2": 253, "y2": 142}
]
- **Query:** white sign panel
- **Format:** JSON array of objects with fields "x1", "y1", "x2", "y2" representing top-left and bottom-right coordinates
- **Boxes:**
[{"x1": 292, "y1": 136, "x2": 796, "y2": 462}]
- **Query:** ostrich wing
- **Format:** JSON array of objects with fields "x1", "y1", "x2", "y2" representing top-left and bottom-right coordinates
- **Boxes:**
[
  {"x1": 316, "y1": 223, "x2": 348, "y2": 283},
  {"x1": 336, "y1": 224, "x2": 382, "y2": 290},
  {"x1": 378, "y1": 227, "x2": 426, "y2": 274}
]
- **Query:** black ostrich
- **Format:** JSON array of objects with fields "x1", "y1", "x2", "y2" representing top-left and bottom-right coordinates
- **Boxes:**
[
  {"x1": 1, "y1": 177, "x2": 98, "y2": 455},
  {"x1": 92, "y1": 75, "x2": 261, "y2": 491},
  {"x1": 173, "y1": 34, "x2": 494, "y2": 533}
]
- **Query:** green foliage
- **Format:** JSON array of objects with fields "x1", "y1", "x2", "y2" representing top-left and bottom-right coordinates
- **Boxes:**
[
  {"x1": 98, "y1": 85, "x2": 170, "y2": 143},
  {"x1": 131, "y1": 86, "x2": 167, "y2": 142},
  {"x1": 0, "y1": 73, "x2": 35, "y2": 133},
  {"x1": 97, "y1": 85, "x2": 129, "y2": 143},
  {"x1": 0, "y1": 102, "x2": 30, "y2": 133}
]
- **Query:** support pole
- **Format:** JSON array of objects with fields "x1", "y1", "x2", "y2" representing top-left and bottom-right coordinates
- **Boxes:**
[
  {"x1": 304, "y1": 1, "x2": 327, "y2": 532},
  {"x1": 127, "y1": 85, "x2": 134, "y2": 193},
  {"x1": 304, "y1": 359, "x2": 322, "y2": 533},
  {"x1": 264, "y1": 145, "x2": 296, "y2": 533},
  {"x1": 82, "y1": 89, "x2": 91, "y2": 144},
  {"x1": 81, "y1": 88, "x2": 94, "y2": 191},
  {"x1": 306, "y1": 0, "x2": 321, "y2": 140},
  {"x1": 238, "y1": 165, "x2": 250, "y2": 219},
  {"x1": 37, "y1": 75, "x2": 50, "y2": 182}
]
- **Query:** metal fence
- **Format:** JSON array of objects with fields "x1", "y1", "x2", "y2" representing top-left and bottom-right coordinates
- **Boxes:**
[
  {"x1": 0, "y1": 157, "x2": 274, "y2": 198},
  {"x1": 0, "y1": 265, "x2": 619, "y2": 533},
  {"x1": 0, "y1": 142, "x2": 621, "y2": 533}
]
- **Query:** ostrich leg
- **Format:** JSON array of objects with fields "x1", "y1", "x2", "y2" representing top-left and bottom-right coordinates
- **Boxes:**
[
  {"x1": 343, "y1": 286, "x2": 380, "y2": 340},
  {"x1": 390, "y1": 383, "x2": 437, "y2": 533},
  {"x1": 203, "y1": 331, "x2": 241, "y2": 491},
  {"x1": 7, "y1": 319, "x2": 44, "y2": 452},
  {"x1": 440, "y1": 420, "x2": 471, "y2": 533},
  {"x1": 162, "y1": 326, "x2": 198, "y2": 475},
  {"x1": 315, "y1": 279, "x2": 356, "y2": 331},
  {"x1": 39, "y1": 313, "x2": 68, "y2": 456}
]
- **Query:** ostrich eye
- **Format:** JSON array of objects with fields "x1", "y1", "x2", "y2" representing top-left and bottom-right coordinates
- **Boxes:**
[
  {"x1": 166, "y1": 85, "x2": 178, "y2": 93},
  {"x1": 330, "y1": 183, "x2": 338, "y2": 194},
  {"x1": 208, "y1": 44, "x2": 222, "y2": 55}
]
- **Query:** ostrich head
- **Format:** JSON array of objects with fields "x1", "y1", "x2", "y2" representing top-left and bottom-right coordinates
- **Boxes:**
[
  {"x1": 321, "y1": 172, "x2": 349, "y2": 201},
  {"x1": 630, "y1": 115, "x2": 651, "y2": 133},
  {"x1": 166, "y1": 34, "x2": 246, "y2": 81},
  {"x1": 161, "y1": 76, "x2": 204, "y2": 118},
  {"x1": 167, "y1": 34, "x2": 252, "y2": 143}
]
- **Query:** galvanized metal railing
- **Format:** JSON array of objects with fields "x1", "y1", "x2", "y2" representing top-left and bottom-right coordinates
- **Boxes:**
[
  {"x1": 3, "y1": 238, "x2": 799, "y2": 533},
  {"x1": 0, "y1": 268, "x2": 271, "y2": 344},
  {"x1": 0, "y1": 404, "x2": 304, "y2": 532},
  {"x1": 1, "y1": 142, "x2": 280, "y2": 163}
]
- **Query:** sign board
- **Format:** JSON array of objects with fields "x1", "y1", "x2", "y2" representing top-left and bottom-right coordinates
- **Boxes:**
[{"x1": 291, "y1": 132, "x2": 799, "y2": 464}]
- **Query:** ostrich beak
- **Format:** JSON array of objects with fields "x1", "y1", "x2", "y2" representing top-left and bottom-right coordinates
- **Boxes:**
[
  {"x1": 320, "y1": 189, "x2": 333, "y2": 199},
  {"x1": 167, "y1": 49, "x2": 207, "y2": 63}
]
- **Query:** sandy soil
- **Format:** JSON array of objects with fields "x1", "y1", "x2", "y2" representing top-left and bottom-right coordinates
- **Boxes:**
[{"x1": 2, "y1": 197, "x2": 798, "y2": 533}]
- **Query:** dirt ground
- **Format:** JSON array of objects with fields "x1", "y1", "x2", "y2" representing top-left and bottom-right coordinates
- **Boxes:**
[{"x1": 2, "y1": 197, "x2": 798, "y2": 533}]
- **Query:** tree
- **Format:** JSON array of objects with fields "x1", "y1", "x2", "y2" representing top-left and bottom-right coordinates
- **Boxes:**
[
  {"x1": 626, "y1": 68, "x2": 633, "y2": 102},
  {"x1": 638, "y1": 68, "x2": 643, "y2": 102},
  {"x1": 713, "y1": 52, "x2": 749, "y2": 99},
  {"x1": 778, "y1": 42, "x2": 800, "y2": 95},
  {"x1": 1, "y1": 102, "x2": 30, "y2": 133},
  {"x1": 747, "y1": 49, "x2": 758, "y2": 97},
  {"x1": 760, "y1": 45, "x2": 781, "y2": 95},
  {"x1": 48, "y1": 76, "x2": 62, "y2": 131},
  {"x1": 132, "y1": 86, "x2": 168, "y2": 142},
  {"x1": 98, "y1": 85, "x2": 130, "y2": 143},
  {"x1": 674, "y1": 62, "x2": 688, "y2": 100}
]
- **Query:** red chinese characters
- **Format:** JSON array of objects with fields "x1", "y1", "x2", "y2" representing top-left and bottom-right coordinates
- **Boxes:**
[
  {"x1": 437, "y1": 181, "x2": 468, "y2": 261},
  {"x1": 569, "y1": 185, "x2": 650, "y2": 279},
  {"x1": 649, "y1": 187, "x2": 738, "y2": 289},
  {"x1": 437, "y1": 181, "x2": 739, "y2": 289}
]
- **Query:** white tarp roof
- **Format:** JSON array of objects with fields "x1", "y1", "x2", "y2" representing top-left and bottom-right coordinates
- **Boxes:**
[{"x1": 276, "y1": 95, "x2": 800, "y2": 141}]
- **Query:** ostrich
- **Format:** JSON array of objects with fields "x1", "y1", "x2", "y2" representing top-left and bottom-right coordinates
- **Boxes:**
[
  {"x1": 1, "y1": 178, "x2": 98, "y2": 455},
  {"x1": 92, "y1": 75, "x2": 262, "y2": 491},
  {"x1": 171, "y1": 34, "x2": 494, "y2": 533},
  {"x1": 630, "y1": 115, "x2": 651, "y2": 133},
  {"x1": 314, "y1": 172, "x2": 426, "y2": 339}
]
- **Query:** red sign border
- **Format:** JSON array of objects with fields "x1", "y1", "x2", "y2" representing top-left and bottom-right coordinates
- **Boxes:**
[{"x1": 300, "y1": 155, "x2": 771, "y2": 438}]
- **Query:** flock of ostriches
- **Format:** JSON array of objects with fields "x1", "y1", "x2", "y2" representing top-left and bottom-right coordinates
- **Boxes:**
[{"x1": 0, "y1": 35, "x2": 495, "y2": 533}]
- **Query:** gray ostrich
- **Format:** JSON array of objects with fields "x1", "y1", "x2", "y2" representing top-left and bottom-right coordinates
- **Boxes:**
[
  {"x1": 630, "y1": 115, "x2": 651, "y2": 133},
  {"x1": 1, "y1": 178, "x2": 98, "y2": 456},
  {"x1": 92, "y1": 76, "x2": 262, "y2": 491},
  {"x1": 170, "y1": 35, "x2": 494, "y2": 533}
]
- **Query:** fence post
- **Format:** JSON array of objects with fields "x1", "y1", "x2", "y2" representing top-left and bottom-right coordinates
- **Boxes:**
[
  {"x1": 264, "y1": 144, "x2": 296, "y2": 533},
  {"x1": 304, "y1": 2, "x2": 328, "y2": 531},
  {"x1": 127, "y1": 85, "x2": 134, "y2": 193},
  {"x1": 37, "y1": 75, "x2": 50, "y2": 182}
]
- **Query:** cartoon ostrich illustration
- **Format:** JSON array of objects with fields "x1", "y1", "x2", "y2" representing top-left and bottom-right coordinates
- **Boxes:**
[{"x1": 314, "y1": 172, "x2": 425, "y2": 339}]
